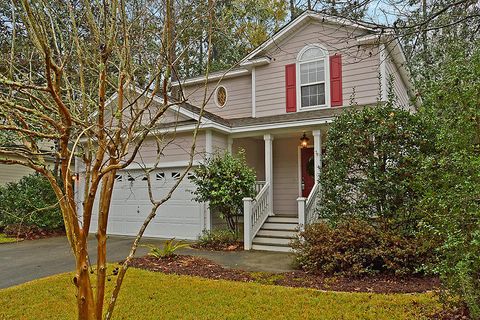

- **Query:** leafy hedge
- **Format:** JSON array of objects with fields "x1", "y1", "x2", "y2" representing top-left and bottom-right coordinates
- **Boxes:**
[
  {"x1": 0, "y1": 173, "x2": 63, "y2": 230},
  {"x1": 415, "y1": 43, "x2": 480, "y2": 318},
  {"x1": 318, "y1": 105, "x2": 433, "y2": 236},
  {"x1": 292, "y1": 219, "x2": 435, "y2": 277}
]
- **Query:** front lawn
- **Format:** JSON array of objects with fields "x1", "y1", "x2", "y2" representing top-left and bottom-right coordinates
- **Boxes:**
[
  {"x1": 0, "y1": 233, "x2": 16, "y2": 244},
  {"x1": 0, "y1": 267, "x2": 440, "y2": 320}
]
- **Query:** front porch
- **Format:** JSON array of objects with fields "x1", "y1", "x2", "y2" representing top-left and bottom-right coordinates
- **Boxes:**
[{"x1": 229, "y1": 128, "x2": 327, "y2": 251}]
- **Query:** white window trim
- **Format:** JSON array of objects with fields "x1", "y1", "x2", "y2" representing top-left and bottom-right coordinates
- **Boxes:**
[
  {"x1": 214, "y1": 85, "x2": 228, "y2": 108},
  {"x1": 296, "y1": 44, "x2": 331, "y2": 110}
]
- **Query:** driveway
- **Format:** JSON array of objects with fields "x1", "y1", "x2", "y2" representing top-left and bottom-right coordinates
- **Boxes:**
[{"x1": 0, "y1": 235, "x2": 294, "y2": 289}]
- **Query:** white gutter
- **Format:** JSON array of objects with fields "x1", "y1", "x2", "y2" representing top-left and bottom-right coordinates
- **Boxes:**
[
  {"x1": 171, "y1": 68, "x2": 250, "y2": 87},
  {"x1": 240, "y1": 57, "x2": 271, "y2": 69}
]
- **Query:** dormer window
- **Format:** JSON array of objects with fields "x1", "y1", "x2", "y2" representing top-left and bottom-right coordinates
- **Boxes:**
[{"x1": 297, "y1": 45, "x2": 329, "y2": 109}]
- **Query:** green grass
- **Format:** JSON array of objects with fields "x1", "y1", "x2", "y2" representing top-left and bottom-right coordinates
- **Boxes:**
[
  {"x1": 0, "y1": 233, "x2": 17, "y2": 244},
  {"x1": 0, "y1": 266, "x2": 441, "y2": 320}
]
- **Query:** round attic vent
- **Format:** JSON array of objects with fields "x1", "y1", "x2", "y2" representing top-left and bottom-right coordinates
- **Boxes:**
[{"x1": 214, "y1": 85, "x2": 227, "y2": 108}]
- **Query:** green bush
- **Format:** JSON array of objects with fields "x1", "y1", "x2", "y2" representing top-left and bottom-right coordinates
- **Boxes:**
[
  {"x1": 415, "y1": 43, "x2": 480, "y2": 318},
  {"x1": 292, "y1": 219, "x2": 435, "y2": 277},
  {"x1": 0, "y1": 173, "x2": 63, "y2": 230},
  {"x1": 318, "y1": 105, "x2": 433, "y2": 236},
  {"x1": 190, "y1": 150, "x2": 256, "y2": 234},
  {"x1": 196, "y1": 229, "x2": 238, "y2": 249}
]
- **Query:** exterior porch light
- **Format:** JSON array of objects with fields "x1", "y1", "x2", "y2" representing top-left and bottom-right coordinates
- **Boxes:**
[{"x1": 300, "y1": 132, "x2": 310, "y2": 148}]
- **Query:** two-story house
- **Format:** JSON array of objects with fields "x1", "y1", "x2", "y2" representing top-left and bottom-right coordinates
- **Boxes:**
[{"x1": 77, "y1": 11, "x2": 413, "y2": 252}]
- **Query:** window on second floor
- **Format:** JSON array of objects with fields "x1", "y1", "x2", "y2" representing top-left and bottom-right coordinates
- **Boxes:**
[{"x1": 297, "y1": 45, "x2": 329, "y2": 109}]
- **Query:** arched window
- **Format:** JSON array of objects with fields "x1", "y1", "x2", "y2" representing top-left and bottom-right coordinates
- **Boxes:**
[{"x1": 297, "y1": 44, "x2": 329, "y2": 108}]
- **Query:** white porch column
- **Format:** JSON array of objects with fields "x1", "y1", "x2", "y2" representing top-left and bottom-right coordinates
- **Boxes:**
[
  {"x1": 264, "y1": 134, "x2": 274, "y2": 215},
  {"x1": 243, "y1": 197, "x2": 253, "y2": 250},
  {"x1": 313, "y1": 130, "x2": 322, "y2": 180},
  {"x1": 227, "y1": 137, "x2": 233, "y2": 154},
  {"x1": 204, "y1": 130, "x2": 213, "y2": 231}
]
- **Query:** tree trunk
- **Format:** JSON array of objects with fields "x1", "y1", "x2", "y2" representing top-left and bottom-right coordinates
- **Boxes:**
[
  {"x1": 95, "y1": 170, "x2": 116, "y2": 319},
  {"x1": 76, "y1": 230, "x2": 96, "y2": 320}
]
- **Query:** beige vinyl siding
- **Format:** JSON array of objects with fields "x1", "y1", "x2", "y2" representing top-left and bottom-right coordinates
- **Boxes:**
[
  {"x1": 272, "y1": 137, "x2": 299, "y2": 215},
  {"x1": 212, "y1": 132, "x2": 228, "y2": 153},
  {"x1": 183, "y1": 75, "x2": 252, "y2": 119},
  {"x1": 0, "y1": 163, "x2": 34, "y2": 185},
  {"x1": 135, "y1": 132, "x2": 206, "y2": 164},
  {"x1": 254, "y1": 21, "x2": 381, "y2": 117},
  {"x1": 232, "y1": 138, "x2": 265, "y2": 181},
  {"x1": 110, "y1": 94, "x2": 192, "y2": 126},
  {"x1": 386, "y1": 58, "x2": 411, "y2": 110}
]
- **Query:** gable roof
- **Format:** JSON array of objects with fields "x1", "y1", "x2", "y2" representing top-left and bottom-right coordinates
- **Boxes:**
[
  {"x1": 173, "y1": 10, "x2": 413, "y2": 101},
  {"x1": 240, "y1": 10, "x2": 382, "y2": 65}
]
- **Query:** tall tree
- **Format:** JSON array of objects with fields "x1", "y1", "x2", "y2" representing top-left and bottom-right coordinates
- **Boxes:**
[
  {"x1": 175, "y1": 0, "x2": 288, "y2": 77},
  {"x1": 0, "y1": 1, "x2": 218, "y2": 319}
]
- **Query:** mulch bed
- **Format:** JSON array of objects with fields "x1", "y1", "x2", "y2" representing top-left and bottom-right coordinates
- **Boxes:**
[
  {"x1": 430, "y1": 306, "x2": 471, "y2": 320},
  {"x1": 2, "y1": 225, "x2": 65, "y2": 240},
  {"x1": 128, "y1": 255, "x2": 440, "y2": 294},
  {"x1": 190, "y1": 242, "x2": 244, "y2": 251}
]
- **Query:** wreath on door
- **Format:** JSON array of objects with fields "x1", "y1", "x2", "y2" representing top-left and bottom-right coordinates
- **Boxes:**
[{"x1": 307, "y1": 156, "x2": 315, "y2": 177}]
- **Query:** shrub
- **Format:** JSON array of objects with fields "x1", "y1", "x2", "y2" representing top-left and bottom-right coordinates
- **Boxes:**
[
  {"x1": 145, "y1": 239, "x2": 189, "y2": 258},
  {"x1": 0, "y1": 173, "x2": 63, "y2": 230},
  {"x1": 318, "y1": 105, "x2": 433, "y2": 236},
  {"x1": 415, "y1": 43, "x2": 480, "y2": 318},
  {"x1": 190, "y1": 150, "x2": 256, "y2": 234},
  {"x1": 196, "y1": 229, "x2": 239, "y2": 250},
  {"x1": 292, "y1": 219, "x2": 435, "y2": 277}
]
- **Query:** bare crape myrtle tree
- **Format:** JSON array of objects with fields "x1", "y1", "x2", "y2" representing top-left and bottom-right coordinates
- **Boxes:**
[{"x1": 0, "y1": 1, "x2": 228, "y2": 319}]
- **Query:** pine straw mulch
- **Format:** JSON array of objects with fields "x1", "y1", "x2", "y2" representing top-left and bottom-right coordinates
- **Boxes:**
[{"x1": 127, "y1": 254, "x2": 440, "y2": 294}]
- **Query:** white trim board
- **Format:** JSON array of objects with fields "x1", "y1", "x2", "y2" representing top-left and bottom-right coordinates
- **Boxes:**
[
  {"x1": 76, "y1": 160, "x2": 201, "y2": 173},
  {"x1": 171, "y1": 68, "x2": 250, "y2": 87}
]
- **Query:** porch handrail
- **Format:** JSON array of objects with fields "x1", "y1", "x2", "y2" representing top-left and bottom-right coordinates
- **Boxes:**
[
  {"x1": 243, "y1": 182, "x2": 270, "y2": 250},
  {"x1": 297, "y1": 183, "x2": 320, "y2": 231},
  {"x1": 254, "y1": 181, "x2": 266, "y2": 194}
]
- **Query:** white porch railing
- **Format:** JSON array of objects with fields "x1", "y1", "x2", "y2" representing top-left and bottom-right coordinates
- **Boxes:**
[
  {"x1": 243, "y1": 182, "x2": 270, "y2": 250},
  {"x1": 297, "y1": 183, "x2": 320, "y2": 231},
  {"x1": 254, "y1": 181, "x2": 266, "y2": 194}
]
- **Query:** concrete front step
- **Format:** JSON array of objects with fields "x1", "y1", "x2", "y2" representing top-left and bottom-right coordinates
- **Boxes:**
[
  {"x1": 251, "y1": 243, "x2": 292, "y2": 252},
  {"x1": 266, "y1": 216, "x2": 298, "y2": 224},
  {"x1": 256, "y1": 229, "x2": 297, "y2": 238},
  {"x1": 253, "y1": 236, "x2": 291, "y2": 245},
  {"x1": 262, "y1": 222, "x2": 298, "y2": 231}
]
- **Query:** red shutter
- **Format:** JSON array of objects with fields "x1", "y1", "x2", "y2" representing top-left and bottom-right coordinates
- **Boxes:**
[
  {"x1": 285, "y1": 64, "x2": 296, "y2": 113},
  {"x1": 329, "y1": 55, "x2": 343, "y2": 107}
]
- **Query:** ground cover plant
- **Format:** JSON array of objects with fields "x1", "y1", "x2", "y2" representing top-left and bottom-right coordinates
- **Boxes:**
[
  {"x1": 0, "y1": 267, "x2": 441, "y2": 320},
  {"x1": 0, "y1": 233, "x2": 16, "y2": 244}
]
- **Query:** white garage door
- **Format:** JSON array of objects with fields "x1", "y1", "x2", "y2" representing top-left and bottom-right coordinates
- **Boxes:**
[{"x1": 90, "y1": 168, "x2": 203, "y2": 240}]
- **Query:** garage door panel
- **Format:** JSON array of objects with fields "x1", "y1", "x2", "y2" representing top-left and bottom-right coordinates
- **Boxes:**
[{"x1": 89, "y1": 168, "x2": 203, "y2": 239}]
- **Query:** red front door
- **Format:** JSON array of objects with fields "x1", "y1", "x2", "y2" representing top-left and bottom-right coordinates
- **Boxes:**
[{"x1": 301, "y1": 147, "x2": 315, "y2": 197}]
